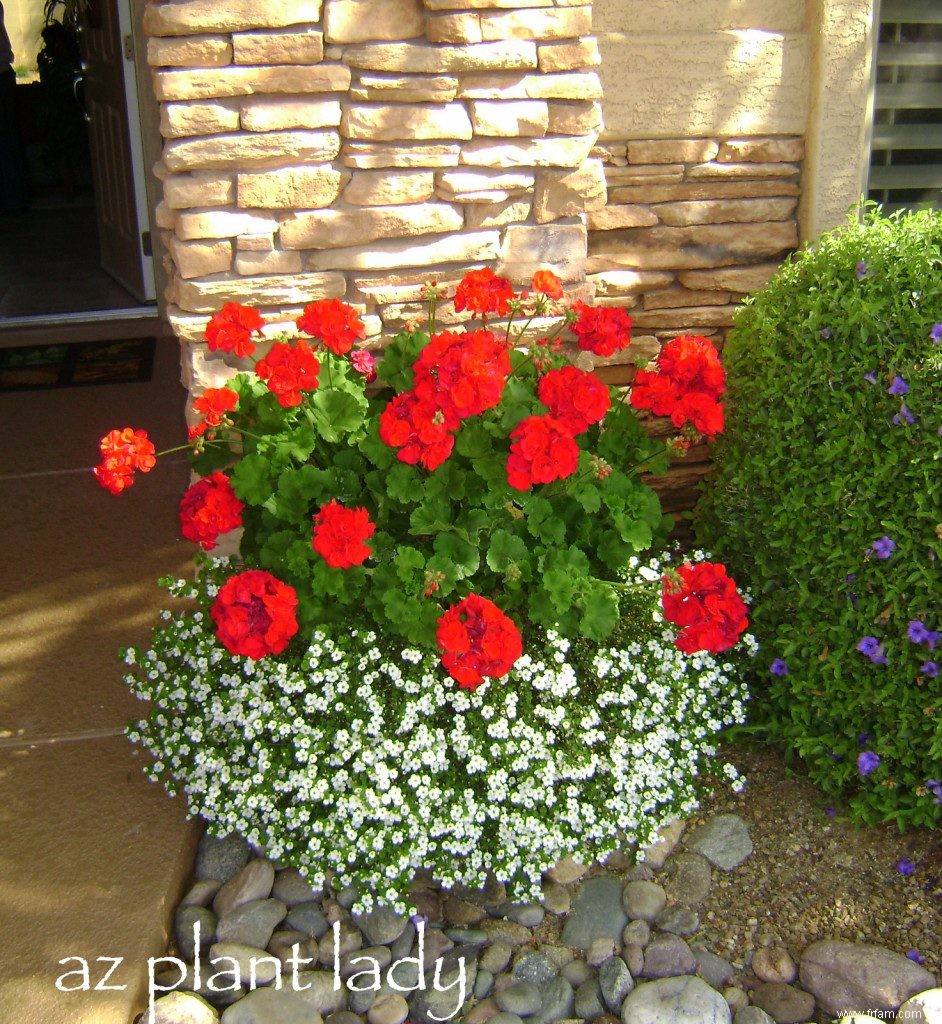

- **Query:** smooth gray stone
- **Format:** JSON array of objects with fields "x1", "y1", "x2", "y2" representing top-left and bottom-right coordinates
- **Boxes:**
[
  {"x1": 750, "y1": 982, "x2": 815, "y2": 1024},
  {"x1": 197, "y1": 833, "x2": 251, "y2": 884},
  {"x1": 220, "y1": 989, "x2": 314, "y2": 1024},
  {"x1": 685, "y1": 816, "x2": 753, "y2": 872},
  {"x1": 667, "y1": 854, "x2": 713, "y2": 906},
  {"x1": 357, "y1": 906, "x2": 408, "y2": 947},
  {"x1": 213, "y1": 861, "x2": 276, "y2": 917},
  {"x1": 640, "y1": 935, "x2": 697, "y2": 979},
  {"x1": 408, "y1": 960, "x2": 476, "y2": 1024},
  {"x1": 350, "y1": 988, "x2": 376, "y2": 1015},
  {"x1": 734, "y1": 1009, "x2": 775, "y2": 1024},
  {"x1": 444, "y1": 928, "x2": 488, "y2": 945},
  {"x1": 326, "y1": 1013, "x2": 363, "y2": 1024},
  {"x1": 390, "y1": 921, "x2": 415, "y2": 961},
  {"x1": 514, "y1": 953, "x2": 558, "y2": 986},
  {"x1": 498, "y1": 982, "x2": 543, "y2": 1017},
  {"x1": 340, "y1": 946, "x2": 393, "y2": 982},
  {"x1": 217, "y1": 900, "x2": 287, "y2": 950},
  {"x1": 286, "y1": 902, "x2": 329, "y2": 940},
  {"x1": 208, "y1": 943, "x2": 280, "y2": 987},
  {"x1": 335, "y1": 885, "x2": 359, "y2": 910},
  {"x1": 621, "y1": 976, "x2": 732, "y2": 1024},
  {"x1": 291, "y1": 971, "x2": 347, "y2": 1015},
  {"x1": 692, "y1": 947, "x2": 736, "y2": 989},
  {"x1": 272, "y1": 869, "x2": 320, "y2": 907},
  {"x1": 481, "y1": 942, "x2": 513, "y2": 974},
  {"x1": 655, "y1": 906, "x2": 700, "y2": 937},
  {"x1": 505, "y1": 904, "x2": 545, "y2": 928},
  {"x1": 622, "y1": 920, "x2": 651, "y2": 947},
  {"x1": 622, "y1": 882, "x2": 667, "y2": 923},
  {"x1": 182, "y1": 881, "x2": 224, "y2": 910},
  {"x1": 561, "y1": 876, "x2": 629, "y2": 952},
  {"x1": 561, "y1": 960, "x2": 592, "y2": 988},
  {"x1": 527, "y1": 977, "x2": 575, "y2": 1024},
  {"x1": 490, "y1": 1015, "x2": 525, "y2": 1024},
  {"x1": 153, "y1": 991, "x2": 220, "y2": 1024},
  {"x1": 574, "y1": 979, "x2": 606, "y2": 1019},
  {"x1": 474, "y1": 968, "x2": 494, "y2": 999},
  {"x1": 600, "y1": 956, "x2": 634, "y2": 1012},
  {"x1": 176, "y1": 906, "x2": 217, "y2": 962}
]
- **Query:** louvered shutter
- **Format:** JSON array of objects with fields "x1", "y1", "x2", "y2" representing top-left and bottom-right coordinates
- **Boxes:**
[{"x1": 868, "y1": 0, "x2": 942, "y2": 211}]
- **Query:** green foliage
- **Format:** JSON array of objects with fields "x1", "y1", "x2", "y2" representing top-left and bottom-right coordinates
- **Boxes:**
[{"x1": 698, "y1": 206, "x2": 942, "y2": 829}]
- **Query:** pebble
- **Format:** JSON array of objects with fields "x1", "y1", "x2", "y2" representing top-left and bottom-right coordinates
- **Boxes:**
[
  {"x1": 798, "y1": 941, "x2": 937, "y2": 1017},
  {"x1": 291, "y1": 973, "x2": 348, "y2": 1016},
  {"x1": 599, "y1": 956, "x2": 633, "y2": 1012},
  {"x1": 749, "y1": 982, "x2": 816, "y2": 1024},
  {"x1": 497, "y1": 982, "x2": 543, "y2": 1017},
  {"x1": 541, "y1": 882, "x2": 571, "y2": 916},
  {"x1": 723, "y1": 987, "x2": 749, "y2": 1014},
  {"x1": 685, "y1": 815, "x2": 753, "y2": 872},
  {"x1": 390, "y1": 921, "x2": 415, "y2": 961},
  {"x1": 627, "y1": 864, "x2": 655, "y2": 882},
  {"x1": 182, "y1": 880, "x2": 224, "y2": 910},
  {"x1": 655, "y1": 906, "x2": 700, "y2": 937},
  {"x1": 666, "y1": 854, "x2": 713, "y2": 906},
  {"x1": 490, "y1": 1015, "x2": 525, "y2": 1024},
  {"x1": 197, "y1": 833, "x2": 251, "y2": 884},
  {"x1": 588, "y1": 938, "x2": 617, "y2": 968},
  {"x1": 527, "y1": 976, "x2": 575, "y2": 1024},
  {"x1": 286, "y1": 902, "x2": 329, "y2": 940},
  {"x1": 411, "y1": 960, "x2": 477, "y2": 1024},
  {"x1": 575, "y1": 979, "x2": 606, "y2": 1019},
  {"x1": 216, "y1": 899, "x2": 287, "y2": 950},
  {"x1": 327, "y1": 1013, "x2": 364, "y2": 1024},
  {"x1": 641, "y1": 934, "x2": 697, "y2": 978},
  {"x1": 751, "y1": 947, "x2": 797, "y2": 985},
  {"x1": 734, "y1": 1009, "x2": 775, "y2": 1024},
  {"x1": 465, "y1": 999, "x2": 499, "y2": 1024},
  {"x1": 691, "y1": 946, "x2": 735, "y2": 989},
  {"x1": 897, "y1": 988, "x2": 942, "y2": 1024},
  {"x1": 621, "y1": 975, "x2": 732, "y2": 1024},
  {"x1": 514, "y1": 953, "x2": 557, "y2": 986},
  {"x1": 176, "y1": 906, "x2": 217, "y2": 962},
  {"x1": 622, "y1": 881, "x2": 667, "y2": 923},
  {"x1": 475, "y1": 969, "x2": 495, "y2": 998},
  {"x1": 480, "y1": 919, "x2": 532, "y2": 946},
  {"x1": 271, "y1": 869, "x2": 319, "y2": 907},
  {"x1": 622, "y1": 921, "x2": 650, "y2": 947},
  {"x1": 153, "y1": 991, "x2": 220, "y2": 1024},
  {"x1": 208, "y1": 943, "x2": 280, "y2": 986},
  {"x1": 213, "y1": 861, "x2": 276, "y2": 917},
  {"x1": 357, "y1": 906, "x2": 408, "y2": 946},
  {"x1": 318, "y1": 921, "x2": 362, "y2": 965},
  {"x1": 481, "y1": 942, "x2": 513, "y2": 974},
  {"x1": 445, "y1": 928, "x2": 488, "y2": 945},
  {"x1": 338, "y1": 946, "x2": 392, "y2": 980},
  {"x1": 562, "y1": 876, "x2": 629, "y2": 951},
  {"x1": 444, "y1": 897, "x2": 486, "y2": 928},
  {"x1": 505, "y1": 904, "x2": 545, "y2": 929},
  {"x1": 639, "y1": 820, "x2": 687, "y2": 870},
  {"x1": 622, "y1": 945, "x2": 644, "y2": 978},
  {"x1": 220, "y1": 988, "x2": 319, "y2": 1024},
  {"x1": 335, "y1": 885, "x2": 358, "y2": 910},
  {"x1": 547, "y1": 856, "x2": 587, "y2": 885},
  {"x1": 350, "y1": 987, "x2": 375, "y2": 1015},
  {"x1": 367, "y1": 993, "x2": 409, "y2": 1024},
  {"x1": 561, "y1": 960, "x2": 593, "y2": 987}
]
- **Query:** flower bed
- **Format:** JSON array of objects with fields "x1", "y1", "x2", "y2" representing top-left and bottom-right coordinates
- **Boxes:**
[{"x1": 100, "y1": 269, "x2": 755, "y2": 909}]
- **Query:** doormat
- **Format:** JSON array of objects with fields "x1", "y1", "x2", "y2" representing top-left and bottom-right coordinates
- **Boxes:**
[{"x1": 0, "y1": 338, "x2": 155, "y2": 392}]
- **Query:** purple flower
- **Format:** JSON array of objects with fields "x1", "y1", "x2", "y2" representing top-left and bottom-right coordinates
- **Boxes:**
[
  {"x1": 871, "y1": 536, "x2": 895, "y2": 559},
  {"x1": 893, "y1": 403, "x2": 916, "y2": 426},
  {"x1": 857, "y1": 750, "x2": 881, "y2": 775},
  {"x1": 896, "y1": 857, "x2": 916, "y2": 876},
  {"x1": 864, "y1": 370, "x2": 878, "y2": 384},
  {"x1": 907, "y1": 950, "x2": 926, "y2": 965},
  {"x1": 908, "y1": 620, "x2": 939, "y2": 649},
  {"x1": 828, "y1": 750, "x2": 844, "y2": 762},
  {"x1": 819, "y1": 327, "x2": 832, "y2": 339},
  {"x1": 859, "y1": 732, "x2": 871, "y2": 745},
  {"x1": 856, "y1": 260, "x2": 869, "y2": 280},
  {"x1": 770, "y1": 659, "x2": 789, "y2": 676},
  {"x1": 887, "y1": 375, "x2": 909, "y2": 396},
  {"x1": 856, "y1": 636, "x2": 886, "y2": 663},
  {"x1": 823, "y1": 805, "x2": 837, "y2": 818},
  {"x1": 931, "y1": 323, "x2": 941, "y2": 343},
  {"x1": 928, "y1": 780, "x2": 942, "y2": 805},
  {"x1": 920, "y1": 661, "x2": 938, "y2": 678}
]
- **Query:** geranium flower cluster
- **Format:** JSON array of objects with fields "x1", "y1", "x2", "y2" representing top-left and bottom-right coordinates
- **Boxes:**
[
  {"x1": 661, "y1": 560, "x2": 749, "y2": 654},
  {"x1": 125, "y1": 554, "x2": 754, "y2": 912},
  {"x1": 630, "y1": 334, "x2": 726, "y2": 439},
  {"x1": 435, "y1": 594, "x2": 523, "y2": 690}
]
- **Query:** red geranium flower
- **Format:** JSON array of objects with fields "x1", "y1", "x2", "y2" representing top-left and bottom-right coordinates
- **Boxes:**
[
  {"x1": 657, "y1": 334, "x2": 725, "y2": 400},
  {"x1": 211, "y1": 569, "x2": 299, "y2": 659},
  {"x1": 436, "y1": 594, "x2": 523, "y2": 690},
  {"x1": 629, "y1": 369, "x2": 680, "y2": 417},
  {"x1": 179, "y1": 472, "x2": 244, "y2": 551},
  {"x1": 204, "y1": 303, "x2": 264, "y2": 358},
  {"x1": 189, "y1": 387, "x2": 239, "y2": 439},
  {"x1": 255, "y1": 340, "x2": 320, "y2": 408},
  {"x1": 661, "y1": 561, "x2": 748, "y2": 655},
  {"x1": 93, "y1": 427, "x2": 157, "y2": 495},
  {"x1": 538, "y1": 365, "x2": 611, "y2": 435},
  {"x1": 296, "y1": 298, "x2": 366, "y2": 357},
  {"x1": 531, "y1": 269, "x2": 564, "y2": 300},
  {"x1": 379, "y1": 389, "x2": 457, "y2": 471},
  {"x1": 350, "y1": 349, "x2": 377, "y2": 382},
  {"x1": 413, "y1": 329, "x2": 511, "y2": 420},
  {"x1": 506, "y1": 415, "x2": 580, "y2": 491},
  {"x1": 671, "y1": 392, "x2": 724, "y2": 439},
  {"x1": 570, "y1": 302, "x2": 632, "y2": 358},
  {"x1": 454, "y1": 268, "x2": 515, "y2": 318},
  {"x1": 312, "y1": 499, "x2": 376, "y2": 569}
]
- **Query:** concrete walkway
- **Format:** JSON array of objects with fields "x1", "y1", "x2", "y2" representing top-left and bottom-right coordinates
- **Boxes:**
[{"x1": 0, "y1": 339, "x2": 199, "y2": 1023}]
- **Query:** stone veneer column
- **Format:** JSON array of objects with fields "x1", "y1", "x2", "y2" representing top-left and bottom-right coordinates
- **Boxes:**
[{"x1": 144, "y1": 0, "x2": 606, "y2": 396}]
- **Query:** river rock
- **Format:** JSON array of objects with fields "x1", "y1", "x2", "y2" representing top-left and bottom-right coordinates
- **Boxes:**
[
  {"x1": 514, "y1": 953, "x2": 557, "y2": 986},
  {"x1": 639, "y1": 820, "x2": 687, "y2": 869},
  {"x1": 356, "y1": 905, "x2": 408, "y2": 946},
  {"x1": 752, "y1": 947, "x2": 797, "y2": 985},
  {"x1": 589, "y1": 938, "x2": 617, "y2": 967},
  {"x1": 153, "y1": 991, "x2": 220, "y2": 1024},
  {"x1": 799, "y1": 941, "x2": 937, "y2": 1016},
  {"x1": 220, "y1": 988, "x2": 319, "y2": 1024},
  {"x1": 897, "y1": 988, "x2": 942, "y2": 1023},
  {"x1": 548, "y1": 856, "x2": 588, "y2": 885},
  {"x1": 368, "y1": 993, "x2": 409, "y2": 1024},
  {"x1": 733, "y1": 1009, "x2": 775, "y2": 1024},
  {"x1": 197, "y1": 833, "x2": 251, "y2": 884},
  {"x1": 217, "y1": 899, "x2": 287, "y2": 950},
  {"x1": 528, "y1": 976, "x2": 575, "y2": 1024},
  {"x1": 286, "y1": 902, "x2": 329, "y2": 940},
  {"x1": 667, "y1": 854, "x2": 713, "y2": 906},
  {"x1": 691, "y1": 946, "x2": 735, "y2": 989},
  {"x1": 575, "y1": 979, "x2": 606, "y2": 1019},
  {"x1": 214, "y1": 860, "x2": 276, "y2": 916},
  {"x1": 685, "y1": 816, "x2": 753, "y2": 872},
  {"x1": 209, "y1": 943, "x2": 280, "y2": 986},
  {"x1": 641, "y1": 935, "x2": 697, "y2": 978},
  {"x1": 622, "y1": 882, "x2": 667, "y2": 923},
  {"x1": 562, "y1": 877, "x2": 629, "y2": 951},
  {"x1": 599, "y1": 956, "x2": 634, "y2": 1012},
  {"x1": 272, "y1": 869, "x2": 320, "y2": 907},
  {"x1": 182, "y1": 880, "x2": 224, "y2": 909},
  {"x1": 562, "y1": 960, "x2": 593, "y2": 987},
  {"x1": 497, "y1": 982, "x2": 543, "y2": 1017},
  {"x1": 750, "y1": 982, "x2": 815, "y2": 1023},
  {"x1": 176, "y1": 906, "x2": 217, "y2": 961},
  {"x1": 621, "y1": 976, "x2": 732, "y2": 1024},
  {"x1": 655, "y1": 906, "x2": 700, "y2": 937}
]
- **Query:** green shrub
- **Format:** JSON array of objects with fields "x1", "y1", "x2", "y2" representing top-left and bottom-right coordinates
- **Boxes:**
[{"x1": 699, "y1": 206, "x2": 941, "y2": 829}]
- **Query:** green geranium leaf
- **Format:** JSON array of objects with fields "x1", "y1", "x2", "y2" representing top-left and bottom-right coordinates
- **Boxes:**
[
  {"x1": 542, "y1": 546, "x2": 590, "y2": 615},
  {"x1": 579, "y1": 582, "x2": 621, "y2": 640},
  {"x1": 486, "y1": 529, "x2": 530, "y2": 574},
  {"x1": 525, "y1": 496, "x2": 567, "y2": 546},
  {"x1": 386, "y1": 464, "x2": 422, "y2": 504},
  {"x1": 395, "y1": 546, "x2": 425, "y2": 584},
  {"x1": 410, "y1": 498, "x2": 453, "y2": 537},
  {"x1": 231, "y1": 453, "x2": 276, "y2": 506},
  {"x1": 434, "y1": 532, "x2": 480, "y2": 579},
  {"x1": 455, "y1": 420, "x2": 493, "y2": 459},
  {"x1": 311, "y1": 388, "x2": 367, "y2": 443},
  {"x1": 376, "y1": 329, "x2": 429, "y2": 392}
]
